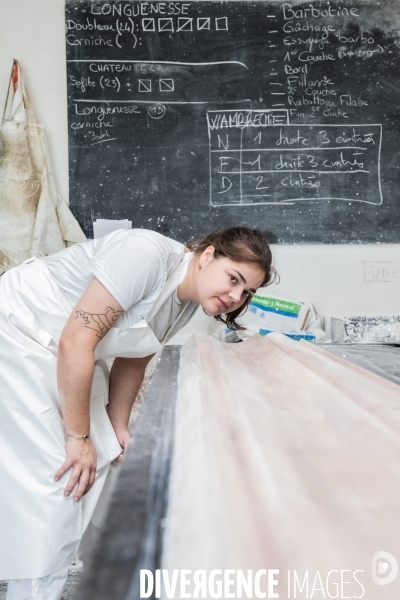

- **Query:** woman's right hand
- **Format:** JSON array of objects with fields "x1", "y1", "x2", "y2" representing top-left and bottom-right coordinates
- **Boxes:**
[{"x1": 55, "y1": 437, "x2": 97, "y2": 502}]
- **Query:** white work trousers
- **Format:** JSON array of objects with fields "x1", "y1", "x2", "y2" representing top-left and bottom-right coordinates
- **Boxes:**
[{"x1": 6, "y1": 567, "x2": 69, "y2": 600}]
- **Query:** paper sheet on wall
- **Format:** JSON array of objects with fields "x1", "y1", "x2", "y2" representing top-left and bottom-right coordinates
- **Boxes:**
[{"x1": 92, "y1": 219, "x2": 132, "y2": 239}]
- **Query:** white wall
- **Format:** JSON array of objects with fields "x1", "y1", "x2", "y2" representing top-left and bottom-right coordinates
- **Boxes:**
[
  {"x1": 0, "y1": 0, "x2": 70, "y2": 205},
  {"x1": 1, "y1": 0, "x2": 399, "y2": 328}
]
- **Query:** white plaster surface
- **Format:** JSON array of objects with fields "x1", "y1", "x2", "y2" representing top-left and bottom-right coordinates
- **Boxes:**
[{"x1": 1, "y1": 0, "x2": 399, "y2": 328}]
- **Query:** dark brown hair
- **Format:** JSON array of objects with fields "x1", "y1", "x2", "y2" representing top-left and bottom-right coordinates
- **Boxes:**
[{"x1": 187, "y1": 226, "x2": 278, "y2": 330}]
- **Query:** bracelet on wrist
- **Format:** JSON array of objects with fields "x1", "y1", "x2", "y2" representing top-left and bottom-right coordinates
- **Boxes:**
[{"x1": 66, "y1": 433, "x2": 90, "y2": 439}]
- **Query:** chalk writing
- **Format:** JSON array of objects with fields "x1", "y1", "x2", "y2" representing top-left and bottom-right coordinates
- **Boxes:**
[
  {"x1": 208, "y1": 120, "x2": 382, "y2": 206},
  {"x1": 364, "y1": 262, "x2": 400, "y2": 283},
  {"x1": 65, "y1": 0, "x2": 400, "y2": 244}
]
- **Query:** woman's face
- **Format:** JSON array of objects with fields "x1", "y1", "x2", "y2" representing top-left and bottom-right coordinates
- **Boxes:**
[{"x1": 194, "y1": 246, "x2": 265, "y2": 316}]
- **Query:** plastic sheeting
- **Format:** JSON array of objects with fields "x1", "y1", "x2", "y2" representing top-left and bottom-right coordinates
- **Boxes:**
[
  {"x1": 323, "y1": 344, "x2": 400, "y2": 386},
  {"x1": 162, "y1": 333, "x2": 400, "y2": 600}
]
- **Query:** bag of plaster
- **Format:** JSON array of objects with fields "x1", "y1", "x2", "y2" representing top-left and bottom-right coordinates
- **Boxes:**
[{"x1": 210, "y1": 291, "x2": 325, "y2": 343}]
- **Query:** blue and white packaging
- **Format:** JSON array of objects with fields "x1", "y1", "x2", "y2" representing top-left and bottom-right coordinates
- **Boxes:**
[{"x1": 210, "y1": 290, "x2": 326, "y2": 343}]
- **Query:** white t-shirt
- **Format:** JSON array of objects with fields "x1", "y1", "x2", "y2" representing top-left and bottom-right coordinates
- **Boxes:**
[{"x1": 41, "y1": 229, "x2": 198, "y2": 342}]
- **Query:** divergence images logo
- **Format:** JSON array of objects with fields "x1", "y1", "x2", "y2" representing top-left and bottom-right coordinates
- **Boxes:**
[{"x1": 372, "y1": 551, "x2": 399, "y2": 586}]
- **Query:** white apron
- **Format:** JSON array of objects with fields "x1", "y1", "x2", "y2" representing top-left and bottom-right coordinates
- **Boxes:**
[
  {"x1": 0, "y1": 60, "x2": 87, "y2": 275},
  {"x1": 0, "y1": 255, "x2": 188, "y2": 579}
]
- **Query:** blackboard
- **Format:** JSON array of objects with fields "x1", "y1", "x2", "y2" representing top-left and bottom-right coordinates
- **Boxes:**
[{"x1": 65, "y1": 0, "x2": 400, "y2": 243}]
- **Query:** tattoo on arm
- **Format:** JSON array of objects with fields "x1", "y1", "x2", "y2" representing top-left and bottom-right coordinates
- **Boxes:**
[{"x1": 75, "y1": 307, "x2": 123, "y2": 339}]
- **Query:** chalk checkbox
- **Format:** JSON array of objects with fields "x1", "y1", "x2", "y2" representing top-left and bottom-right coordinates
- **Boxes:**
[
  {"x1": 159, "y1": 78, "x2": 174, "y2": 92},
  {"x1": 177, "y1": 17, "x2": 193, "y2": 31},
  {"x1": 138, "y1": 79, "x2": 152, "y2": 92},
  {"x1": 197, "y1": 17, "x2": 211, "y2": 30},
  {"x1": 215, "y1": 17, "x2": 228, "y2": 31},
  {"x1": 142, "y1": 18, "x2": 155, "y2": 31},
  {"x1": 158, "y1": 18, "x2": 174, "y2": 32}
]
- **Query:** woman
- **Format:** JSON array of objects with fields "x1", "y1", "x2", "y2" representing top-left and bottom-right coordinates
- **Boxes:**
[{"x1": 0, "y1": 226, "x2": 275, "y2": 600}]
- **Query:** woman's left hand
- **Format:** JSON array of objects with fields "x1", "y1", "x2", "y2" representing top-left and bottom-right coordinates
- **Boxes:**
[{"x1": 112, "y1": 424, "x2": 131, "y2": 463}]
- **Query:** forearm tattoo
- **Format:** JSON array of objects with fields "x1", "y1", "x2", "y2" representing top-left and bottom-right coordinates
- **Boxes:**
[{"x1": 75, "y1": 307, "x2": 123, "y2": 339}]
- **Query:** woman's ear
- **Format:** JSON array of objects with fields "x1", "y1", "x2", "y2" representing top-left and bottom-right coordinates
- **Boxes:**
[
  {"x1": 199, "y1": 245, "x2": 215, "y2": 268},
  {"x1": 204, "y1": 245, "x2": 215, "y2": 260}
]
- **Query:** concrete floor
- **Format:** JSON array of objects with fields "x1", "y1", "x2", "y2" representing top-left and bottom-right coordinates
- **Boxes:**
[
  {"x1": 61, "y1": 563, "x2": 84, "y2": 600},
  {"x1": 0, "y1": 561, "x2": 83, "y2": 600},
  {"x1": 0, "y1": 581, "x2": 7, "y2": 599}
]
